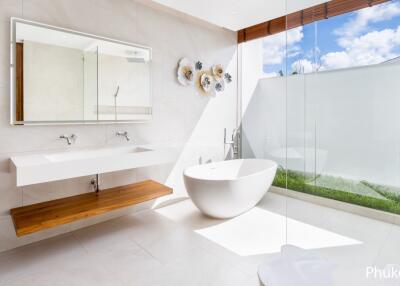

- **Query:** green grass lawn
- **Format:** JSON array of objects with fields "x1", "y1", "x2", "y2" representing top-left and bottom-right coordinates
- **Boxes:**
[{"x1": 273, "y1": 167, "x2": 400, "y2": 215}]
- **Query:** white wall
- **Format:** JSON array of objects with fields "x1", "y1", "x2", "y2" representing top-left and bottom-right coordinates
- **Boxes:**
[
  {"x1": 0, "y1": 0, "x2": 237, "y2": 252},
  {"x1": 24, "y1": 41, "x2": 84, "y2": 121},
  {"x1": 242, "y1": 62, "x2": 400, "y2": 187}
]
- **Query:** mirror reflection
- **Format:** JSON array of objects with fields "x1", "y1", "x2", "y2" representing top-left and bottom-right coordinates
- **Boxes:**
[{"x1": 12, "y1": 19, "x2": 152, "y2": 124}]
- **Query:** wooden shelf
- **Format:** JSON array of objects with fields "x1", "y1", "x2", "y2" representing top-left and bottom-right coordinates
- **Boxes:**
[{"x1": 10, "y1": 180, "x2": 172, "y2": 237}]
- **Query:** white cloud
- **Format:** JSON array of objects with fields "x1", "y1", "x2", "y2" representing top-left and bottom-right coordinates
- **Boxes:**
[
  {"x1": 291, "y1": 59, "x2": 315, "y2": 74},
  {"x1": 262, "y1": 1, "x2": 400, "y2": 75},
  {"x1": 335, "y1": 1, "x2": 400, "y2": 38},
  {"x1": 262, "y1": 27, "x2": 303, "y2": 65},
  {"x1": 322, "y1": 1, "x2": 400, "y2": 70},
  {"x1": 322, "y1": 26, "x2": 400, "y2": 69},
  {"x1": 320, "y1": 51, "x2": 352, "y2": 69}
]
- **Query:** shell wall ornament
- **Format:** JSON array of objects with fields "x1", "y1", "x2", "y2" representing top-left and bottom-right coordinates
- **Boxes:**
[
  {"x1": 212, "y1": 64, "x2": 224, "y2": 79},
  {"x1": 200, "y1": 73, "x2": 213, "y2": 92},
  {"x1": 177, "y1": 59, "x2": 233, "y2": 96},
  {"x1": 177, "y1": 58, "x2": 195, "y2": 86},
  {"x1": 196, "y1": 71, "x2": 215, "y2": 96}
]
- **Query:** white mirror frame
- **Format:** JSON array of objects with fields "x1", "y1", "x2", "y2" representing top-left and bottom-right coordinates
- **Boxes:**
[{"x1": 10, "y1": 18, "x2": 153, "y2": 125}]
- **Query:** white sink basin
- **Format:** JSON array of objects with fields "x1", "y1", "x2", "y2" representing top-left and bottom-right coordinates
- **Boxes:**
[
  {"x1": 10, "y1": 145, "x2": 177, "y2": 186},
  {"x1": 45, "y1": 147, "x2": 152, "y2": 162}
]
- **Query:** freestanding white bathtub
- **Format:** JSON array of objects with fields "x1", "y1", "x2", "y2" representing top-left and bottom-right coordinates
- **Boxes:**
[{"x1": 183, "y1": 159, "x2": 277, "y2": 218}]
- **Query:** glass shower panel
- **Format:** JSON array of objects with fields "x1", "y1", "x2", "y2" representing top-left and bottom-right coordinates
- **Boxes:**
[
  {"x1": 284, "y1": 0, "x2": 312, "y2": 249},
  {"x1": 250, "y1": 1, "x2": 400, "y2": 284},
  {"x1": 282, "y1": 9, "x2": 320, "y2": 198},
  {"x1": 241, "y1": 35, "x2": 287, "y2": 169},
  {"x1": 83, "y1": 46, "x2": 98, "y2": 121},
  {"x1": 97, "y1": 42, "x2": 152, "y2": 121},
  {"x1": 97, "y1": 49, "x2": 117, "y2": 121},
  {"x1": 292, "y1": 2, "x2": 400, "y2": 214},
  {"x1": 306, "y1": 63, "x2": 400, "y2": 212},
  {"x1": 240, "y1": 21, "x2": 288, "y2": 255}
]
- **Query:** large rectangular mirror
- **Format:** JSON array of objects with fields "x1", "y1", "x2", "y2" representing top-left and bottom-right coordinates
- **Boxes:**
[{"x1": 10, "y1": 18, "x2": 152, "y2": 125}]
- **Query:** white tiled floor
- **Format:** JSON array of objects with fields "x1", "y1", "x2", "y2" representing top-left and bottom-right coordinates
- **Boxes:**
[{"x1": 1, "y1": 192, "x2": 399, "y2": 286}]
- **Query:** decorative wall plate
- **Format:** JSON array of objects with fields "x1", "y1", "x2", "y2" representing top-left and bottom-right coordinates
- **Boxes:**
[
  {"x1": 177, "y1": 58, "x2": 195, "y2": 86},
  {"x1": 200, "y1": 72, "x2": 213, "y2": 92},
  {"x1": 196, "y1": 71, "x2": 215, "y2": 96},
  {"x1": 212, "y1": 64, "x2": 224, "y2": 79},
  {"x1": 177, "y1": 58, "x2": 232, "y2": 96}
]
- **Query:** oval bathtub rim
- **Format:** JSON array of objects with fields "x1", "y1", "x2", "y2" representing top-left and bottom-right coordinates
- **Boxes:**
[{"x1": 183, "y1": 159, "x2": 278, "y2": 182}]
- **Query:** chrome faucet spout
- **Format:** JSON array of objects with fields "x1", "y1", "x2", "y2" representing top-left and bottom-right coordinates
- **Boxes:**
[
  {"x1": 60, "y1": 134, "x2": 77, "y2": 145},
  {"x1": 224, "y1": 128, "x2": 240, "y2": 160},
  {"x1": 116, "y1": 131, "x2": 130, "y2": 141}
]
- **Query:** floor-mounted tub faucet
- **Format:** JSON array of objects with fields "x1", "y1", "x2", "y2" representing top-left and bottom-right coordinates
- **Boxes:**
[
  {"x1": 59, "y1": 134, "x2": 77, "y2": 145},
  {"x1": 116, "y1": 131, "x2": 130, "y2": 141},
  {"x1": 224, "y1": 128, "x2": 239, "y2": 160}
]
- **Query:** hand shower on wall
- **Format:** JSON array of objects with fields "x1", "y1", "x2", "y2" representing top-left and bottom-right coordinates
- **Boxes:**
[{"x1": 114, "y1": 85, "x2": 120, "y2": 120}]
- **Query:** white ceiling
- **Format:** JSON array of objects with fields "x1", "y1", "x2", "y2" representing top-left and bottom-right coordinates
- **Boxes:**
[{"x1": 150, "y1": 0, "x2": 329, "y2": 31}]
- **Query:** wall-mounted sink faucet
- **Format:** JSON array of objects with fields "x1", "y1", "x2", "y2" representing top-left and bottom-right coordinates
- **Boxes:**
[
  {"x1": 116, "y1": 131, "x2": 130, "y2": 141},
  {"x1": 59, "y1": 134, "x2": 77, "y2": 145}
]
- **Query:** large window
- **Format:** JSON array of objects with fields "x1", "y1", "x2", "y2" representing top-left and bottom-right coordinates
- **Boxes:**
[
  {"x1": 262, "y1": 0, "x2": 400, "y2": 77},
  {"x1": 242, "y1": 0, "x2": 400, "y2": 215}
]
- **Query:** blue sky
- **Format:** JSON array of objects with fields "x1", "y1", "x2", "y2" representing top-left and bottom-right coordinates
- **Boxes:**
[{"x1": 263, "y1": 0, "x2": 400, "y2": 76}]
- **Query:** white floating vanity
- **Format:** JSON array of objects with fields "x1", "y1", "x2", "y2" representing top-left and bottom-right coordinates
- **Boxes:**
[
  {"x1": 10, "y1": 145, "x2": 177, "y2": 186},
  {"x1": 9, "y1": 145, "x2": 177, "y2": 236}
]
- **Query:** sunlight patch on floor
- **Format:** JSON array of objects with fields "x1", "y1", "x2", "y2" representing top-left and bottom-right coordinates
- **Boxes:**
[{"x1": 156, "y1": 200, "x2": 362, "y2": 256}]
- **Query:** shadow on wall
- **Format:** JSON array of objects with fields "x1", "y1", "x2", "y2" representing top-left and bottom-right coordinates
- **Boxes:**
[
  {"x1": 241, "y1": 78, "x2": 286, "y2": 162},
  {"x1": 151, "y1": 49, "x2": 239, "y2": 208}
]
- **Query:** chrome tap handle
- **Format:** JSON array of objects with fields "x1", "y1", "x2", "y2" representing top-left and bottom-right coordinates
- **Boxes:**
[
  {"x1": 116, "y1": 131, "x2": 130, "y2": 141},
  {"x1": 224, "y1": 128, "x2": 234, "y2": 144},
  {"x1": 224, "y1": 128, "x2": 227, "y2": 143},
  {"x1": 59, "y1": 134, "x2": 77, "y2": 145},
  {"x1": 232, "y1": 127, "x2": 241, "y2": 140}
]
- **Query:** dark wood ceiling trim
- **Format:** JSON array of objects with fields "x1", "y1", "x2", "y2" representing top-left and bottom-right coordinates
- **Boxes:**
[
  {"x1": 324, "y1": 3, "x2": 329, "y2": 19},
  {"x1": 237, "y1": 0, "x2": 390, "y2": 43}
]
